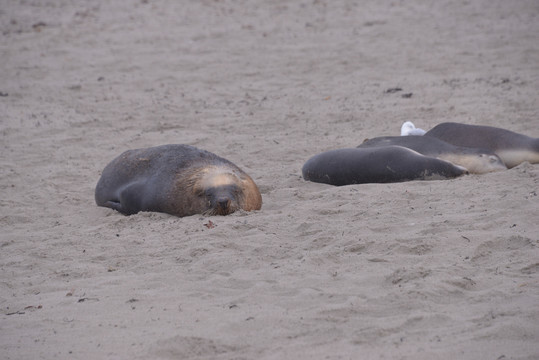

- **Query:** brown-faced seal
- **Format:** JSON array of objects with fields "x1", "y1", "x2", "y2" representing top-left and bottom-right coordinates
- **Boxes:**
[
  {"x1": 358, "y1": 135, "x2": 507, "y2": 174},
  {"x1": 95, "y1": 144, "x2": 262, "y2": 217},
  {"x1": 302, "y1": 146, "x2": 468, "y2": 186},
  {"x1": 424, "y1": 122, "x2": 539, "y2": 168}
]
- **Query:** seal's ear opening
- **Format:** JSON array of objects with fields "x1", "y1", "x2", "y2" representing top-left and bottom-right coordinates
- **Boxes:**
[{"x1": 192, "y1": 186, "x2": 205, "y2": 198}]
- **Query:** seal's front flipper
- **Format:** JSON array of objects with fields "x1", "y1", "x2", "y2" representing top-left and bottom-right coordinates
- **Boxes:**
[
  {"x1": 99, "y1": 182, "x2": 147, "y2": 215},
  {"x1": 104, "y1": 200, "x2": 125, "y2": 214},
  {"x1": 112, "y1": 181, "x2": 149, "y2": 215}
]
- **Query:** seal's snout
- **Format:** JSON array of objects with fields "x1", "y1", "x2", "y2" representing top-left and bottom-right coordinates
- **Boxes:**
[
  {"x1": 217, "y1": 197, "x2": 231, "y2": 210},
  {"x1": 207, "y1": 193, "x2": 235, "y2": 215}
]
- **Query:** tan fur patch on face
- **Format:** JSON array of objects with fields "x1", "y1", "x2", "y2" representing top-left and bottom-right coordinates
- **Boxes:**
[
  {"x1": 438, "y1": 154, "x2": 505, "y2": 174},
  {"x1": 199, "y1": 166, "x2": 241, "y2": 188}
]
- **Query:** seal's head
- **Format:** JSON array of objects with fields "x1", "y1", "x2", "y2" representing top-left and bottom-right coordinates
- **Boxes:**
[
  {"x1": 440, "y1": 152, "x2": 507, "y2": 174},
  {"x1": 188, "y1": 165, "x2": 261, "y2": 216}
]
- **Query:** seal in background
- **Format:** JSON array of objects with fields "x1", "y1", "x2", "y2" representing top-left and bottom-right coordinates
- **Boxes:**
[
  {"x1": 358, "y1": 135, "x2": 506, "y2": 174},
  {"x1": 425, "y1": 122, "x2": 539, "y2": 168},
  {"x1": 302, "y1": 146, "x2": 468, "y2": 186}
]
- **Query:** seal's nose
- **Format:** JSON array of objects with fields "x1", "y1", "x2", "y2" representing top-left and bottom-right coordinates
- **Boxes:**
[{"x1": 217, "y1": 197, "x2": 230, "y2": 210}]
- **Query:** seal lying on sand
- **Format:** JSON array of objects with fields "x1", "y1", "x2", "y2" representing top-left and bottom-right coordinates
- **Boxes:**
[
  {"x1": 358, "y1": 136, "x2": 507, "y2": 174},
  {"x1": 95, "y1": 144, "x2": 262, "y2": 217},
  {"x1": 425, "y1": 122, "x2": 539, "y2": 168},
  {"x1": 302, "y1": 146, "x2": 468, "y2": 186}
]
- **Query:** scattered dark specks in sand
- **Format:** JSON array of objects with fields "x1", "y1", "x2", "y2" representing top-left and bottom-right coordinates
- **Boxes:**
[
  {"x1": 520, "y1": 263, "x2": 539, "y2": 275},
  {"x1": 126, "y1": 298, "x2": 138, "y2": 303},
  {"x1": 32, "y1": 22, "x2": 47, "y2": 31},
  {"x1": 78, "y1": 297, "x2": 99, "y2": 303},
  {"x1": 364, "y1": 20, "x2": 387, "y2": 27},
  {"x1": 6, "y1": 305, "x2": 42, "y2": 315},
  {"x1": 6, "y1": 311, "x2": 25, "y2": 315},
  {"x1": 385, "y1": 88, "x2": 413, "y2": 98}
]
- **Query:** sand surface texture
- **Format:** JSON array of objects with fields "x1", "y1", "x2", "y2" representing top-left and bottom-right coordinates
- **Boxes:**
[{"x1": 1, "y1": 1, "x2": 538, "y2": 359}]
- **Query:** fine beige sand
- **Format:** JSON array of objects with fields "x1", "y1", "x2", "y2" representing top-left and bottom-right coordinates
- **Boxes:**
[{"x1": 2, "y1": 1, "x2": 538, "y2": 359}]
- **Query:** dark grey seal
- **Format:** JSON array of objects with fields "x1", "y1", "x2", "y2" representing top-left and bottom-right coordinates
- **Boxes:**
[{"x1": 302, "y1": 146, "x2": 468, "y2": 186}]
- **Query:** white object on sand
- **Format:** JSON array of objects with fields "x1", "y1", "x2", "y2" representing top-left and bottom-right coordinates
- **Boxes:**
[{"x1": 401, "y1": 121, "x2": 426, "y2": 136}]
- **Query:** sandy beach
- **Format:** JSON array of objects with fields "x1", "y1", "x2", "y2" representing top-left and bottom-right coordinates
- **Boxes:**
[{"x1": 1, "y1": 0, "x2": 538, "y2": 359}]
